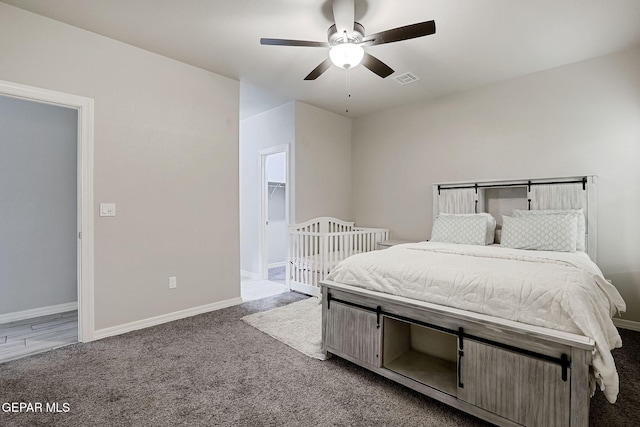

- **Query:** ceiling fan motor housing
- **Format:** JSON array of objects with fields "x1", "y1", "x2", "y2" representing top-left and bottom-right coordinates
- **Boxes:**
[{"x1": 328, "y1": 22, "x2": 364, "y2": 45}]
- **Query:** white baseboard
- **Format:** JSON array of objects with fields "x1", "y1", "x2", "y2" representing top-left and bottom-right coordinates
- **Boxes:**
[
  {"x1": 240, "y1": 269, "x2": 260, "y2": 281},
  {"x1": 93, "y1": 297, "x2": 243, "y2": 340},
  {"x1": 290, "y1": 281, "x2": 321, "y2": 297},
  {"x1": 267, "y1": 262, "x2": 286, "y2": 269},
  {"x1": 613, "y1": 318, "x2": 640, "y2": 332},
  {"x1": 0, "y1": 302, "x2": 78, "y2": 324}
]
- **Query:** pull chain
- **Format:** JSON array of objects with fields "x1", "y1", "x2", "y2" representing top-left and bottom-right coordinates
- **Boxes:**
[{"x1": 345, "y1": 68, "x2": 351, "y2": 113}]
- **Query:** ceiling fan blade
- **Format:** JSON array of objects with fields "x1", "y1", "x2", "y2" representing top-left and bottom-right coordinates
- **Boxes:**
[
  {"x1": 260, "y1": 38, "x2": 329, "y2": 48},
  {"x1": 332, "y1": 0, "x2": 355, "y2": 36},
  {"x1": 362, "y1": 20, "x2": 436, "y2": 46},
  {"x1": 361, "y1": 52, "x2": 394, "y2": 78},
  {"x1": 304, "y1": 58, "x2": 333, "y2": 80}
]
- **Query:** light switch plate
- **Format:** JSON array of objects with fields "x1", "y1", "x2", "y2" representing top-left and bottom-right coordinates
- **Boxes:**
[{"x1": 99, "y1": 203, "x2": 116, "y2": 217}]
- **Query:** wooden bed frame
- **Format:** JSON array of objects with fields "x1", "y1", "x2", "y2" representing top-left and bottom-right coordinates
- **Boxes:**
[
  {"x1": 321, "y1": 280, "x2": 594, "y2": 426},
  {"x1": 321, "y1": 176, "x2": 600, "y2": 426}
]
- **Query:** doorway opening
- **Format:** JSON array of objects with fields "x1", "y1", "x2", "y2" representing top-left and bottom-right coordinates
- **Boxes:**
[
  {"x1": 264, "y1": 151, "x2": 287, "y2": 284},
  {"x1": 260, "y1": 145, "x2": 290, "y2": 280},
  {"x1": 241, "y1": 144, "x2": 291, "y2": 301},
  {"x1": 0, "y1": 80, "x2": 95, "y2": 361}
]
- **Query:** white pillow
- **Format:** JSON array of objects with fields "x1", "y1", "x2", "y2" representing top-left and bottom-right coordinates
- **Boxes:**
[
  {"x1": 501, "y1": 215, "x2": 578, "y2": 252},
  {"x1": 439, "y1": 213, "x2": 496, "y2": 245},
  {"x1": 431, "y1": 214, "x2": 494, "y2": 246},
  {"x1": 512, "y1": 209, "x2": 586, "y2": 252}
]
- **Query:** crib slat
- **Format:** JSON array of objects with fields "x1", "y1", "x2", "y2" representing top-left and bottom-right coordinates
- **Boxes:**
[
  {"x1": 299, "y1": 231, "x2": 303, "y2": 284},
  {"x1": 309, "y1": 236, "x2": 318, "y2": 286},
  {"x1": 349, "y1": 233, "x2": 353, "y2": 257},
  {"x1": 287, "y1": 232, "x2": 291, "y2": 286},
  {"x1": 339, "y1": 234, "x2": 344, "y2": 274},
  {"x1": 306, "y1": 232, "x2": 310, "y2": 287},
  {"x1": 331, "y1": 233, "x2": 335, "y2": 271},
  {"x1": 311, "y1": 233, "x2": 315, "y2": 287},
  {"x1": 293, "y1": 231, "x2": 297, "y2": 284},
  {"x1": 294, "y1": 232, "x2": 298, "y2": 282},
  {"x1": 298, "y1": 231, "x2": 302, "y2": 284},
  {"x1": 315, "y1": 233, "x2": 319, "y2": 286},
  {"x1": 320, "y1": 235, "x2": 325, "y2": 286}
]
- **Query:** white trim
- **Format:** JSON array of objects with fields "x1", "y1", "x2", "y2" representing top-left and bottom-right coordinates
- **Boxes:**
[
  {"x1": 613, "y1": 318, "x2": 640, "y2": 332},
  {"x1": 290, "y1": 281, "x2": 321, "y2": 297},
  {"x1": 0, "y1": 302, "x2": 78, "y2": 324},
  {"x1": 93, "y1": 297, "x2": 243, "y2": 340},
  {"x1": 0, "y1": 80, "x2": 95, "y2": 343},
  {"x1": 267, "y1": 262, "x2": 286, "y2": 269},
  {"x1": 240, "y1": 269, "x2": 261, "y2": 281}
]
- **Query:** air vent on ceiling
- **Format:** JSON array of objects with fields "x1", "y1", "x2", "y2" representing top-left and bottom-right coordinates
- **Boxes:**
[{"x1": 394, "y1": 72, "x2": 420, "y2": 85}]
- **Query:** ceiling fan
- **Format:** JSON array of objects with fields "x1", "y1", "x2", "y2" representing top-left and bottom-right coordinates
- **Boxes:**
[{"x1": 260, "y1": 0, "x2": 436, "y2": 80}]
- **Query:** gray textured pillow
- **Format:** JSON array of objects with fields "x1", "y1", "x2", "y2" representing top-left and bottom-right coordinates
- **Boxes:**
[
  {"x1": 431, "y1": 214, "x2": 488, "y2": 246},
  {"x1": 501, "y1": 215, "x2": 578, "y2": 252},
  {"x1": 512, "y1": 209, "x2": 586, "y2": 251}
]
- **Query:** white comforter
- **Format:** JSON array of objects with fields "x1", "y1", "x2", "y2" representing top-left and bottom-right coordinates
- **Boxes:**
[{"x1": 326, "y1": 242, "x2": 626, "y2": 403}]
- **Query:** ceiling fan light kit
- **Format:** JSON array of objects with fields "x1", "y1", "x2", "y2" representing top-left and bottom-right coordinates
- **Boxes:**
[
  {"x1": 329, "y1": 42, "x2": 365, "y2": 69},
  {"x1": 260, "y1": 0, "x2": 436, "y2": 80}
]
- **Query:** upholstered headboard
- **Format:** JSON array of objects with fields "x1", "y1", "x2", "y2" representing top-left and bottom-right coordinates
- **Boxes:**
[{"x1": 432, "y1": 176, "x2": 597, "y2": 261}]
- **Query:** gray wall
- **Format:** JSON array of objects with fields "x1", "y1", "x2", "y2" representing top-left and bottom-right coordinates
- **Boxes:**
[
  {"x1": 0, "y1": 95, "x2": 77, "y2": 315},
  {"x1": 0, "y1": 3, "x2": 240, "y2": 330},
  {"x1": 294, "y1": 101, "x2": 352, "y2": 223},
  {"x1": 352, "y1": 47, "x2": 640, "y2": 322}
]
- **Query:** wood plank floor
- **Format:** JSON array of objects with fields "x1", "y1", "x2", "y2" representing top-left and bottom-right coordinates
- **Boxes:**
[{"x1": 0, "y1": 310, "x2": 78, "y2": 364}]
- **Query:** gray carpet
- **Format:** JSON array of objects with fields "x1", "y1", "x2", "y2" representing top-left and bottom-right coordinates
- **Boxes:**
[
  {"x1": 0, "y1": 292, "x2": 637, "y2": 427},
  {"x1": 267, "y1": 266, "x2": 286, "y2": 284}
]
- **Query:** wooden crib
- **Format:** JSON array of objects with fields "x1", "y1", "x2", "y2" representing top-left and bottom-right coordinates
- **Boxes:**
[{"x1": 287, "y1": 217, "x2": 389, "y2": 296}]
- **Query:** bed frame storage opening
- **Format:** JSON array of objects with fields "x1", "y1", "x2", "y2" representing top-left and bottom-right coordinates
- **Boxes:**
[
  {"x1": 322, "y1": 281, "x2": 594, "y2": 427},
  {"x1": 383, "y1": 318, "x2": 459, "y2": 397}
]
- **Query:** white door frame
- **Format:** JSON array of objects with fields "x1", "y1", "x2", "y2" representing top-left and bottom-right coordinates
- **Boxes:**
[
  {"x1": 258, "y1": 144, "x2": 291, "y2": 282},
  {"x1": 0, "y1": 79, "x2": 95, "y2": 342}
]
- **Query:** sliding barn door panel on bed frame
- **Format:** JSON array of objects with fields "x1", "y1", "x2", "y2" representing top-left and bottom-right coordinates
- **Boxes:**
[
  {"x1": 324, "y1": 301, "x2": 381, "y2": 367},
  {"x1": 459, "y1": 340, "x2": 570, "y2": 426}
]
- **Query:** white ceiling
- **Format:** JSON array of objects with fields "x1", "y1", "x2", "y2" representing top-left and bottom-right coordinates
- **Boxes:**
[{"x1": 3, "y1": 0, "x2": 640, "y2": 119}]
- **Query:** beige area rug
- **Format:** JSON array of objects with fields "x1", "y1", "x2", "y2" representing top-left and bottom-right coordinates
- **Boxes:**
[{"x1": 242, "y1": 297, "x2": 328, "y2": 360}]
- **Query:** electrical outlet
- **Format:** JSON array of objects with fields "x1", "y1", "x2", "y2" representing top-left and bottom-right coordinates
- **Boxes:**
[{"x1": 169, "y1": 276, "x2": 177, "y2": 289}]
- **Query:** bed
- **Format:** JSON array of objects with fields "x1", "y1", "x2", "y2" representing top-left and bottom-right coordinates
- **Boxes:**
[
  {"x1": 320, "y1": 176, "x2": 626, "y2": 427},
  {"x1": 287, "y1": 217, "x2": 388, "y2": 296}
]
